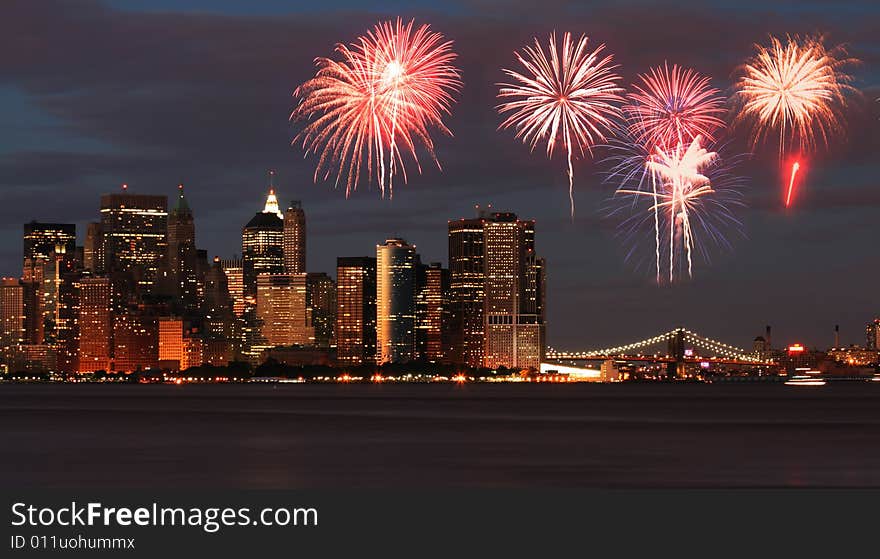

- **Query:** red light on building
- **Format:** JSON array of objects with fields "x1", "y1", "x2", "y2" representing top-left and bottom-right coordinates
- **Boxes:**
[{"x1": 788, "y1": 343, "x2": 805, "y2": 354}]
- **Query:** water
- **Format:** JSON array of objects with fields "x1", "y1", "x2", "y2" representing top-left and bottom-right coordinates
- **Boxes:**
[{"x1": 2, "y1": 382, "x2": 879, "y2": 487}]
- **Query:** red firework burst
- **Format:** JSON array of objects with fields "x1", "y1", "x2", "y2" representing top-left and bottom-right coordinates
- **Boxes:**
[{"x1": 292, "y1": 18, "x2": 462, "y2": 198}]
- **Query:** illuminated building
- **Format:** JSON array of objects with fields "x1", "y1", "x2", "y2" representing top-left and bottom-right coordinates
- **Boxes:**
[
  {"x1": 283, "y1": 200, "x2": 306, "y2": 274},
  {"x1": 7, "y1": 344, "x2": 56, "y2": 374},
  {"x1": 158, "y1": 317, "x2": 204, "y2": 371},
  {"x1": 113, "y1": 308, "x2": 158, "y2": 373},
  {"x1": 21, "y1": 260, "x2": 43, "y2": 344},
  {"x1": 482, "y1": 213, "x2": 544, "y2": 369},
  {"x1": 203, "y1": 338, "x2": 233, "y2": 367},
  {"x1": 376, "y1": 239, "x2": 417, "y2": 364},
  {"x1": 166, "y1": 185, "x2": 199, "y2": 314},
  {"x1": 99, "y1": 190, "x2": 168, "y2": 293},
  {"x1": 21, "y1": 222, "x2": 78, "y2": 347},
  {"x1": 753, "y1": 336, "x2": 768, "y2": 356},
  {"x1": 77, "y1": 277, "x2": 112, "y2": 372},
  {"x1": 83, "y1": 222, "x2": 102, "y2": 272},
  {"x1": 219, "y1": 258, "x2": 245, "y2": 317},
  {"x1": 242, "y1": 188, "x2": 284, "y2": 300},
  {"x1": 54, "y1": 266, "x2": 81, "y2": 373},
  {"x1": 203, "y1": 257, "x2": 233, "y2": 339},
  {"x1": 416, "y1": 263, "x2": 450, "y2": 363},
  {"x1": 866, "y1": 319, "x2": 880, "y2": 350},
  {"x1": 448, "y1": 214, "x2": 486, "y2": 367},
  {"x1": 335, "y1": 257, "x2": 376, "y2": 366},
  {"x1": 23, "y1": 221, "x2": 76, "y2": 263},
  {"x1": 449, "y1": 210, "x2": 545, "y2": 369},
  {"x1": 826, "y1": 346, "x2": 880, "y2": 367},
  {"x1": 0, "y1": 278, "x2": 25, "y2": 370},
  {"x1": 256, "y1": 273, "x2": 315, "y2": 348},
  {"x1": 22, "y1": 249, "x2": 77, "y2": 349},
  {"x1": 241, "y1": 184, "x2": 285, "y2": 362},
  {"x1": 307, "y1": 272, "x2": 335, "y2": 349},
  {"x1": 183, "y1": 336, "x2": 203, "y2": 370},
  {"x1": 158, "y1": 317, "x2": 185, "y2": 369},
  {"x1": 781, "y1": 343, "x2": 820, "y2": 373},
  {"x1": 600, "y1": 360, "x2": 621, "y2": 382}
]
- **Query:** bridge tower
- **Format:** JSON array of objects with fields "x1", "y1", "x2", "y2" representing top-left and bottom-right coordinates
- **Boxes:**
[{"x1": 666, "y1": 327, "x2": 686, "y2": 380}]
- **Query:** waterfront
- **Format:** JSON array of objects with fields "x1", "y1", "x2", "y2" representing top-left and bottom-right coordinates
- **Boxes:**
[{"x1": 2, "y1": 382, "x2": 880, "y2": 488}]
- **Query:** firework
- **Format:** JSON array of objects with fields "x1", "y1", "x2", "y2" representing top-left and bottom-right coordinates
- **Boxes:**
[
  {"x1": 733, "y1": 35, "x2": 852, "y2": 156},
  {"x1": 607, "y1": 135, "x2": 745, "y2": 284},
  {"x1": 292, "y1": 18, "x2": 462, "y2": 198},
  {"x1": 497, "y1": 31, "x2": 624, "y2": 218},
  {"x1": 785, "y1": 161, "x2": 801, "y2": 207},
  {"x1": 624, "y1": 63, "x2": 726, "y2": 150}
]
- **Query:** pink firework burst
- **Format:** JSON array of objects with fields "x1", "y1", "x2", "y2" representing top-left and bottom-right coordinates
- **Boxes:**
[{"x1": 624, "y1": 63, "x2": 727, "y2": 151}]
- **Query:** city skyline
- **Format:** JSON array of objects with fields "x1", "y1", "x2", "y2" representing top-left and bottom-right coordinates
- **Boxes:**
[
  {"x1": 0, "y1": 181, "x2": 551, "y2": 373},
  {"x1": 2, "y1": 182, "x2": 875, "y2": 367},
  {"x1": 1, "y1": 0, "x2": 879, "y2": 351}
]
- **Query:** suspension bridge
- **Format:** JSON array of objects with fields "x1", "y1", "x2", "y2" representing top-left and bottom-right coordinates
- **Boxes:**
[{"x1": 545, "y1": 327, "x2": 773, "y2": 379}]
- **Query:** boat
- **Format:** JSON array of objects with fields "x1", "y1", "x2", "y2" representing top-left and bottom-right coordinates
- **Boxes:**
[{"x1": 785, "y1": 375, "x2": 826, "y2": 386}]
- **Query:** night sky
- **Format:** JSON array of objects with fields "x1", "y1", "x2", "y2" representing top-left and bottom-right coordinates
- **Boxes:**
[{"x1": 1, "y1": 0, "x2": 878, "y2": 351}]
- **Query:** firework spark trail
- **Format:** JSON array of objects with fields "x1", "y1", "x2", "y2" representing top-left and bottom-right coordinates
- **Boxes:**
[
  {"x1": 497, "y1": 31, "x2": 624, "y2": 219},
  {"x1": 292, "y1": 18, "x2": 462, "y2": 198},
  {"x1": 609, "y1": 135, "x2": 745, "y2": 283},
  {"x1": 733, "y1": 34, "x2": 853, "y2": 158},
  {"x1": 625, "y1": 63, "x2": 726, "y2": 150},
  {"x1": 785, "y1": 161, "x2": 801, "y2": 207},
  {"x1": 621, "y1": 63, "x2": 726, "y2": 281}
]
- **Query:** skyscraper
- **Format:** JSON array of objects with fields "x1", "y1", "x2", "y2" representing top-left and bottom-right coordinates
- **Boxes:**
[
  {"x1": 255, "y1": 273, "x2": 315, "y2": 348},
  {"x1": 203, "y1": 257, "x2": 232, "y2": 336},
  {"x1": 167, "y1": 185, "x2": 199, "y2": 314},
  {"x1": 77, "y1": 277, "x2": 112, "y2": 373},
  {"x1": 1, "y1": 278, "x2": 28, "y2": 372},
  {"x1": 83, "y1": 222, "x2": 103, "y2": 272},
  {"x1": 0, "y1": 279, "x2": 24, "y2": 362},
  {"x1": 307, "y1": 272, "x2": 336, "y2": 349},
  {"x1": 21, "y1": 222, "x2": 77, "y2": 346},
  {"x1": 448, "y1": 213, "x2": 487, "y2": 367},
  {"x1": 242, "y1": 188, "x2": 284, "y2": 301},
  {"x1": 157, "y1": 317, "x2": 201, "y2": 371},
  {"x1": 21, "y1": 259, "x2": 44, "y2": 344},
  {"x1": 336, "y1": 257, "x2": 376, "y2": 366},
  {"x1": 482, "y1": 213, "x2": 544, "y2": 369},
  {"x1": 219, "y1": 258, "x2": 245, "y2": 317},
  {"x1": 417, "y1": 263, "x2": 450, "y2": 363},
  {"x1": 23, "y1": 221, "x2": 76, "y2": 264},
  {"x1": 283, "y1": 200, "x2": 306, "y2": 274},
  {"x1": 376, "y1": 239, "x2": 417, "y2": 364},
  {"x1": 158, "y1": 317, "x2": 185, "y2": 370},
  {"x1": 448, "y1": 210, "x2": 546, "y2": 369},
  {"x1": 866, "y1": 319, "x2": 880, "y2": 350},
  {"x1": 99, "y1": 189, "x2": 168, "y2": 293},
  {"x1": 113, "y1": 307, "x2": 158, "y2": 373}
]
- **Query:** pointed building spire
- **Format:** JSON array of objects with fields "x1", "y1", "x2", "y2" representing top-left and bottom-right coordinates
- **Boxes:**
[
  {"x1": 173, "y1": 183, "x2": 191, "y2": 214},
  {"x1": 262, "y1": 169, "x2": 282, "y2": 218}
]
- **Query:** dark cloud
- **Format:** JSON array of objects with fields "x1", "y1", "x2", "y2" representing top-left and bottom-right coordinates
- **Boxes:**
[{"x1": 0, "y1": 0, "x2": 878, "y2": 349}]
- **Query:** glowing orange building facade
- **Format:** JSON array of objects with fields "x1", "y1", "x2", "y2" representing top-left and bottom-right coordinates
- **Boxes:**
[
  {"x1": 77, "y1": 277, "x2": 112, "y2": 373},
  {"x1": 335, "y1": 257, "x2": 376, "y2": 366}
]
